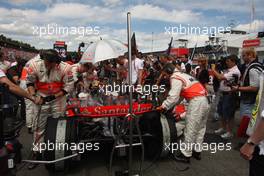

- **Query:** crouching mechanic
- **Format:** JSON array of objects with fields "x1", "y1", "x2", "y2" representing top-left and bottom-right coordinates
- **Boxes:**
[
  {"x1": 26, "y1": 49, "x2": 74, "y2": 169},
  {"x1": 157, "y1": 63, "x2": 210, "y2": 163}
]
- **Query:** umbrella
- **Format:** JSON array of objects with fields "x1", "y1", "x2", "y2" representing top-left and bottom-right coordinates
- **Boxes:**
[{"x1": 79, "y1": 39, "x2": 127, "y2": 64}]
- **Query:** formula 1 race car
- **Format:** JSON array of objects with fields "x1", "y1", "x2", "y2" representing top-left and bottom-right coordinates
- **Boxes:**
[{"x1": 42, "y1": 94, "x2": 187, "y2": 172}]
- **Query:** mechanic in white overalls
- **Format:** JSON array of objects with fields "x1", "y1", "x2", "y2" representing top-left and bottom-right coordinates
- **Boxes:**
[
  {"x1": 157, "y1": 63, "x2": 210, "y2": 163},
  {"x1": 26, "y1": 49, "x2": 74, "y2": 169}
]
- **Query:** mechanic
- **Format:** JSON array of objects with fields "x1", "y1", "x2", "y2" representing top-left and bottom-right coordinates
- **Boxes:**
[
  {"x1": 20, "y1": 55, "x2": 40, "y2": 134},
  {"x1": 26, "y1": 49, "x2": 74, "y2": 169},
  {"x1": 157, "y1": 63, "x2": 210, "y2": 163}
]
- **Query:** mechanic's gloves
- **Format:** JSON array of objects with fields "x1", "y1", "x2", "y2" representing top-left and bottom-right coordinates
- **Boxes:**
[
  {"x1": 156, "y1": 105, "x2": 166, "y2": 112},
  {"x1": 42, "y1": 95, "x2": 56, "y2": 103},
  {"x1": 33, "y1": 95, "x2": 57, "y2": 105}
]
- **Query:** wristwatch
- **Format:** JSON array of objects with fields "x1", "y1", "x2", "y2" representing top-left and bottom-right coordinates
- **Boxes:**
[{"x1": 247, "y1": 138, "x2": 257, "y2": 146}]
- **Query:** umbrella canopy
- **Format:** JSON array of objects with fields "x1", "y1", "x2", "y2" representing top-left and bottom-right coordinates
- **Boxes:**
[{"x1": 79, "y1": 39, "x2": 127, "y2": 64}]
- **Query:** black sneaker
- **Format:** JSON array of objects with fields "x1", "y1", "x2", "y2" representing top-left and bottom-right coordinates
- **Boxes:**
[
  {"x1": 192, "y1": 151, "x2": 201, "y2": 160},
  {"x1": 173, "y1": 151, "x2": 190, "y2": 163}
]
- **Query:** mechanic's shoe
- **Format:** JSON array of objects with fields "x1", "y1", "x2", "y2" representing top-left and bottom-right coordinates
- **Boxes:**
[
  {"x1": 192, "y1": 151, "x2": 201, "y2": 160},
  {"x1": 173, "y1": 152, "x2": 190, "y2": 163},
  {"x1": 221, "y1": 132, "x2": 233, "y2": 139},
  {"x1": 214, "y1": 128, "x2": 225, "y2": 134},
  {"x1": 27, "y1": 152, "x2": 42, "y2": 170},
  {"x1": 28, "y1": 127, "x2": 33, "y2": 134},
  {"x1": 27, "y1": 162, "x2": 39, "y2": 170}
]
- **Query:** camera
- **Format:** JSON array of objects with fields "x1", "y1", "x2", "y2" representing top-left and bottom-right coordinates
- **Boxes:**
[{"x1": 226, "y1": 74, "x2": 239, "y2": 87}]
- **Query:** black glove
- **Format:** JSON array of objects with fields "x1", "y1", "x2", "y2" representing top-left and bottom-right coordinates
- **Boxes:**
[{"x1": 43, "y1": 95, "x2": 56, "y2": 103}]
